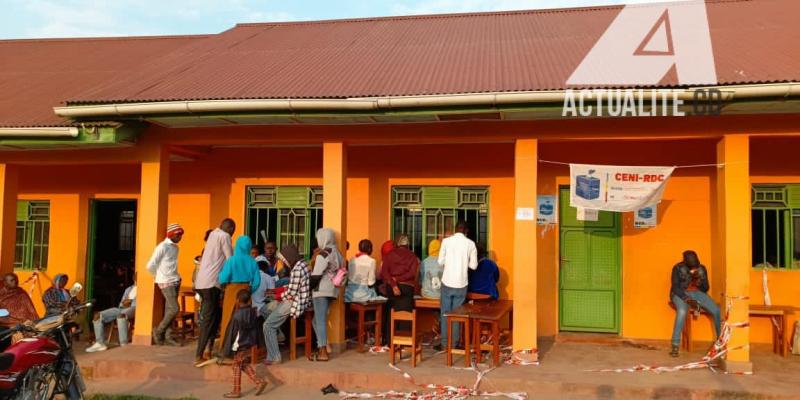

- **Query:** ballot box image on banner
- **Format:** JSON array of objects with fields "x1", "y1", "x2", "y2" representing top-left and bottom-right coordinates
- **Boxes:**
[
  {"x1": 576, "y1": 172, "x2": 601, "y2": 200},
  {"x1": 569, "y1": 164, "x2": 675, "y2": 212},
  {"x1": 537, "y1": 195, "x2": 557, "y2": 225}
]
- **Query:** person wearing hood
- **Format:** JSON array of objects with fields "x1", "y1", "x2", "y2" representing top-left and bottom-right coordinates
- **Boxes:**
[
  {"x1": 218, "y1": 235, "x2": 262, "y2": 358},
  {"x1": 43, "y1": 273, "x2": 74, "y2": 317},
  {"x1": 146, "y1": 223, "x2": 184, "y2": 346},
  {"x1": 310, "y1": 228, "x2": 345, "y2": 361},
  {"x1": 669, "y1": 250, "x2": 720, "y2": 357},
  {"x1": 0, "y1": 273, "x2": 39, "y2": 327},
  {"x1": 419, "y1": 239, "x2": 444, "y2": 300},
  {"x1": 262, "y1": 244, "x2": 311, "y2": 364}
]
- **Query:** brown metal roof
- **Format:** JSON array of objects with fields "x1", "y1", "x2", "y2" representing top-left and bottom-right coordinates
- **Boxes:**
[
  {"x1": 65, "y1": 0, "x2": 800, "y2": 106},
  {"x1": 0, "y1": 35, "x2": 207, "y2": 127}
]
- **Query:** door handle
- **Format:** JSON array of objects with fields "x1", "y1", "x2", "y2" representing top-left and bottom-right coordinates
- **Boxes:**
[{"x1": 560, "y1": 258, "x2": 569, "y2": 263}]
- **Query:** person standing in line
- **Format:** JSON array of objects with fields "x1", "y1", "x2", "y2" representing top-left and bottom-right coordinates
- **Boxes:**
[
  {"x1": 146, "y1": 223, "x2": 184, "y2": 346},
  {"x1": 467, "y1": 244, "x2": 500, "y2": 300},
  {"x1": 218, "y1": 236, "x2": 262, "y2": 358},
  {"x1": 436, "y1": 221, "x2": 477, "y2": 352},
  {"x1": 310, "y1": 228, "x2": 344, "y2": 362},
  {"x1": 194, "y1": 218, "x2": 235, "y2": 366}
]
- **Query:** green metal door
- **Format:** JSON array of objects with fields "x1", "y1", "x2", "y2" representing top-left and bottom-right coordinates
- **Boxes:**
[{"x1": 558, "y1": 187, "x2": 621, "y2": 333}]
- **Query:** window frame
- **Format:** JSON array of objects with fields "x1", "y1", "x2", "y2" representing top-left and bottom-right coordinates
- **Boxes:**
[
  {"x1": 245, "y1": 186, "x2": 323, "y2": 259},
  {"x1": 14, "y1": 200, "x2": 50, "y2": 271},
  {"x1": 391, "y1": 186, "x2": 489, "y2": 258},
  {"x1": 751, "y1": 184, "x2": 800, "y2": 270}
]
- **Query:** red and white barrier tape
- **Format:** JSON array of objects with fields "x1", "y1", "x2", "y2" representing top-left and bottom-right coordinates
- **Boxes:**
[
  {"x1": 339, "y1": 363, "x2": 528, "y2": 400},
  {"x1": 588, "y1": 295, "x2": 752, "y2": 375}
]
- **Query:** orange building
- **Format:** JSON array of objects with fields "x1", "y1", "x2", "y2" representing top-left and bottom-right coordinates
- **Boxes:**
[{"x1": 1, "y1": 0, "x2": 799, "y2": 374}]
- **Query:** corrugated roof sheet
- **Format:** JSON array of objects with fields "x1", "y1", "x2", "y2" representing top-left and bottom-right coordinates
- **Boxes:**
[
  {"x1": 66, "y1": 0, "x2": 800, "y2": 105},
  {"x1": 0, "y1": 35, "x2": 207, "y2": 127}
]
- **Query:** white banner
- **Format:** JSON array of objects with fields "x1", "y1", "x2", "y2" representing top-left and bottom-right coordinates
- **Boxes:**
[{"x1": 570, "y1": 164, "x2": 674, "y2": 212}]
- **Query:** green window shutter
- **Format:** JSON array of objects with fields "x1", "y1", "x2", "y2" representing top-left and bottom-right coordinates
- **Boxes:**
[
  {"x1": 276, "y1": 187, "x2": 308, "y2": 208},
  {"x1": 17, "y1": 201, "x2": 29, "y2": 221},
  {"x1": 787, "y1": 184, "x2": 800, "y2": 208},
  {"x1": 422, "y1": 187, "x2": 457, "y2": 208}
]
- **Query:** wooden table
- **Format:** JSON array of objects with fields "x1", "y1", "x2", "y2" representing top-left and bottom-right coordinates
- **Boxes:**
[
  {"x1": 471, "y1": 300, "x2": 513, "y2": 366},
  {"x1": 444, "y1": 303, "x2": 473, "y2": 367},
  {"x1": 349, "y1": 300, "x2": 386, "y2": 352},
  {"x1": 414, "y1": 298, "x2": 440, "y2": 309},
  {"x1": 749, "y1": 304, "x2": 796, "y2": 357}
]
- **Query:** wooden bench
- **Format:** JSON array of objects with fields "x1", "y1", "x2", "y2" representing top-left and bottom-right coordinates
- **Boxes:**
[
  {"x1": 471, "y1": 300, "x2": 513, "y2": 367},
  {"x1": 750, "y1": 304, "x2": 796, "y2": 357},
  {"x1": 349, "y1": 300, "x2": 386, "y2": 352}
]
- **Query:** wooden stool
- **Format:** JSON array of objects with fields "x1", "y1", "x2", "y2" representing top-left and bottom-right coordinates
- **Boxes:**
[
  {"x1": 390, "y1": 310, "x2": 423, "y2": 367},
  {"x1": 289, "y1": 310, "x2": 313, "y2": 360},
  {"x1": 472, "y1": 318, "x2": 501, "y2": 366},
  {"x1": 349, "y1": 301, "x2": 385, "y2": 352},
  {"x1": 446, "y1": 314, "x2": 471, "y2": 367}
]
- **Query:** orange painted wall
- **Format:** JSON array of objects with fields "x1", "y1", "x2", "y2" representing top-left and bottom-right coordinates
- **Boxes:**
[{"x1": 7, "y1": 133, "x2": 800, "y2": 348}]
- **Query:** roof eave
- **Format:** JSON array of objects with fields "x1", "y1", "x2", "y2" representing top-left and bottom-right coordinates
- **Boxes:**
[
  {"x1": 53, "y1": 82, "x2": 800, "y2": 119},
  {"x1": 0, "y1": 126, "x2": 79, "y2": 137}
]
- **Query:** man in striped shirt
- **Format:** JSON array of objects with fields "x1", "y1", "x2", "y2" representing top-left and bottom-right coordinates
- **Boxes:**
[{"x1": 146, "y1": 223, "x2": 184, "y2": 346}]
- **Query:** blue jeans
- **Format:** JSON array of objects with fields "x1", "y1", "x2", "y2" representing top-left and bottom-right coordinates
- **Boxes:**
[
  {"x1": 263, "y1": 301, "x2": 291, "y2": 362},
  {"x1": 312, "y1": 297, "x2": 333, "y2": 348},
  {"x1": 671, "y1": 291, "x2": 721, "y2": 346},
  {"x1": 93, "y1": 307, "x2": 135, "y2": 345},
  {"x1": 440, "y1": 285, "x2": 467, "y2": 348}
]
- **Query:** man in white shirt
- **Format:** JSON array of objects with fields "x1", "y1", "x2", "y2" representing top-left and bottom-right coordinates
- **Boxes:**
[
  {"x1": 194, "y1": 218, "x2": 235, "y2": 366},
  {"x1": 436, "y1": 221, "x2": 477, "y2": 351},
  {"x1": 146, "y1": 223, "x2": 184, "y2": 346},
  {"x1": 86, "y1": 280, "x2": 137, "y2": 352}
]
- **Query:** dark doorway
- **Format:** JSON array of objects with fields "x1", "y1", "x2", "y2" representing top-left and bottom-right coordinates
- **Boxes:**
[{"x1": 87, "y1": 200, "x2": 137, "y2": 312}]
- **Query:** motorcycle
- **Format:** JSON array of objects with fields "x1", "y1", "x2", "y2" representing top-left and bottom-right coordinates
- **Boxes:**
[{"x1": 0, "y1": 283, "x2": 89, "y2": 400}]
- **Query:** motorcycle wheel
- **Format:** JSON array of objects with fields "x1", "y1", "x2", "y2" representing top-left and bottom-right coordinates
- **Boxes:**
[{"x1": 18, "y1": 365, "x2": 56, "y2": 400}]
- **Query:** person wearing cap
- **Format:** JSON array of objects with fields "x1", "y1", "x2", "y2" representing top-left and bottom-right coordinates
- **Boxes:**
[
  {"x1": 669, "y1": 250, "x2": 720, "y2": 357},
  {"x1": 146, "y1": 222, "x2": 184, "y2": 346}
]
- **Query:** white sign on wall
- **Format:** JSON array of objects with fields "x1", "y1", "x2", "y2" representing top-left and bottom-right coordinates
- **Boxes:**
[{"x1": 536, "y1": 195, "x2": 557, "y2": 225}]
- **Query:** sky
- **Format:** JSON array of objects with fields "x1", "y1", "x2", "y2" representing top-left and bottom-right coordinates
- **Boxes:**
[{"x1": 0, "y1": 0, "x2": 671, "y2": 39}]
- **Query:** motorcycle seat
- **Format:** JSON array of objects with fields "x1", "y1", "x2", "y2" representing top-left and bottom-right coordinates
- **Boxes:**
[{"x1": 0, "y1": 353, "x2": 14, "y2": 371}]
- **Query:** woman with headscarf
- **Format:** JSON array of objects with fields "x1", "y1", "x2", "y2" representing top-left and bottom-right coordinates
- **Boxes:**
[
  {"x1": 419, "y1": 240, "x2": 444, "y2": 300},
  {"x1": 380, "y1": 234, "x2": 420, "y2": 344},
  {"x1": 0, "y1": 273, "x2": 39, "y2": 327},
  {"x1": 310, "y1": 228, "x2": 345, "y2": 361},
  {"x1": 42, "y1": 273, "x2": 75, "y2": 317},
  {"x1": 219, "y1": 236, "x2": 262, "y2": 358}
]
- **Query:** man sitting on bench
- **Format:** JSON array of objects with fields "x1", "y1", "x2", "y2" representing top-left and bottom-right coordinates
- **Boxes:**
[
  {"x1": 86, "y1": 278, "x2": 137, "y2": 353},
  {"x1": 669, "y1": 250, "x2": 720, "y2": 357}
]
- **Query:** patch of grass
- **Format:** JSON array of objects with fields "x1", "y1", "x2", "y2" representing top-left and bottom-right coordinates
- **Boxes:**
[{"x1": 88, "y1": 395, "x2": 198, "y2": 400}]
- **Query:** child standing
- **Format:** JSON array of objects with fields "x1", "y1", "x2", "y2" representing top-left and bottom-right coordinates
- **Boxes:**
[{"x1": 223, "y1": 289, "x2": 267, "y2": 398}]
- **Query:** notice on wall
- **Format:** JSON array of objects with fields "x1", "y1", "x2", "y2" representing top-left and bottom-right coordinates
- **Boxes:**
[
  {"x1": 570, "y1": 163, "x2": 675, "y2": 212},
  {"x1": 536, "y1": 195, "x2": 557, "y2": 225},
  {"x1": 516, "y1": 207, "x2": 535, "y2": 221},
  {"x1": 576, "y1": 207, "x2": 599, "y2": 222},
  {"x1": 634, "y1": 205, "x2": 657, "y2": 228}
]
